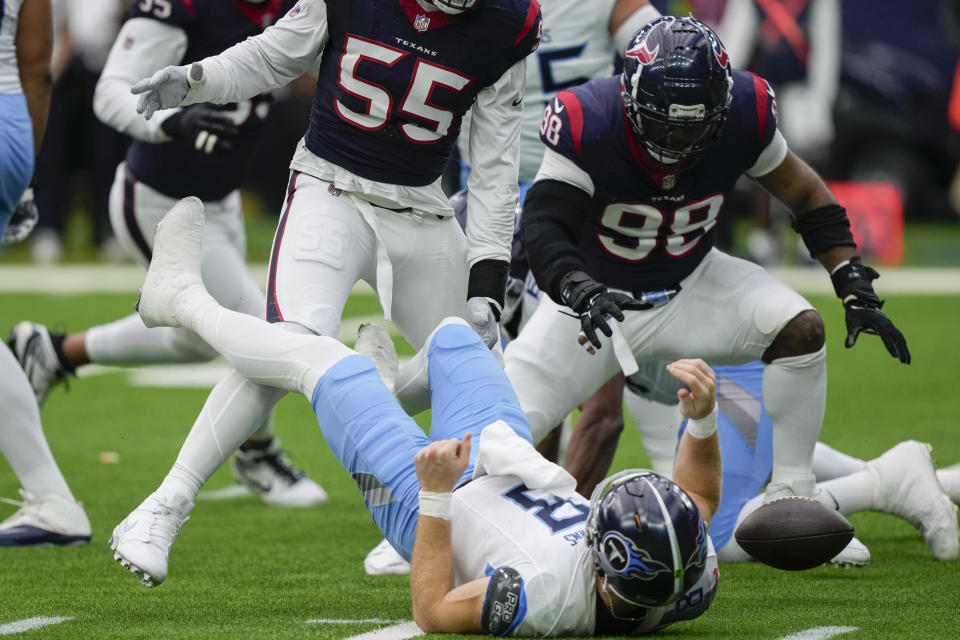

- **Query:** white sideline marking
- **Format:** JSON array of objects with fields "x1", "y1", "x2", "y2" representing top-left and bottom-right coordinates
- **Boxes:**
[
  {"x1": 196, "y1": 484, "x2": 253, "y2": 500},
  {"x1": 2, "y1": 263, "x2": 960, "y2": 295},
  {"x1": 0, "y1": 617, "x2": 74, "y2": 635},
  {"x1": 777, "y1": 626, "x2": 859, "y2": 640},
  {"x1": 306, "y1": 619, "x2": 403, "y2": 625},
  {"x1": 0, "y1": 264, "x2": 377, "y2": 295}
]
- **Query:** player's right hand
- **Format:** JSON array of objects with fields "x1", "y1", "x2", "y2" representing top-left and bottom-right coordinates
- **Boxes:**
[
  {"x1": 577, "y1": 290, "x2": 647, "y2": 350},
  {"x1": 160, "y1": 105, "x2": 240, "y2": 154},
  {"x1": 131, "y1": 62, "x2": 203, "y2": 119},
  {"x1": 414, "y1": 434, "x2": 472, "y2": 493},
  {"x1": 665, "y1": 359, "x2": 716, "y2": 421}
]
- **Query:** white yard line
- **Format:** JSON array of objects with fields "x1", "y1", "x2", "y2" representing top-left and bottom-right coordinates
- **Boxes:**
[
  {"x1": 777, "y1": 626, "x2": 859, "y2": 640},
  {"x1": 1, "y1": 264, "x2": 959, "y2": 295},
  {"x1": 306, "y1": 619, "x2": 403, "y2": 625},
  {"x1": 341, "y1": 621, "x2": 423, "y2": 640},
  {"x1": 0, "y1": 617, "x2": 74, "y2": 635}
]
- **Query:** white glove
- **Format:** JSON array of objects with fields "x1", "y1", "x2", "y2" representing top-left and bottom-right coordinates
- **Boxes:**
[
  {"x1": 131, "y1": 62, "x2": 204, "y2": 120},
  {"x1": 466, "y1": 296, "x2": 499, "y2": 349},
  {"x1": 3, "y1": 187, "x2": 39, "y2": 246}
]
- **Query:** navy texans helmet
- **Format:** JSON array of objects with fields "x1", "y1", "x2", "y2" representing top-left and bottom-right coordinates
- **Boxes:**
[
  {"x1": 621, "y1": 16, "x2": 733, "y2": 167},
  {"x1": 586, "y1": 470, "x2": 708, "y2": 617}
]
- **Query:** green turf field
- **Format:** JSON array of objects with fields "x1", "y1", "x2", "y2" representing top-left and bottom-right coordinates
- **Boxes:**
[{"x1": 0, "y1": 290, "x2": 958, "y2": 639}]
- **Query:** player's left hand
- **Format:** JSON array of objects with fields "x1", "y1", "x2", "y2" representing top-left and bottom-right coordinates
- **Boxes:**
[
  {"x1": 577, "y1": 290, "x2": 647, "y2": 350},
  {"x1": 831, "y1": 259, "x2": 910, "y2": 364},
  {"x1": 2, "y1": 187, "x2": 39, "y2": 246},
  {"x1": 415, "y1": 433, "x2": 472, "y2": 493},
  {"x1": 665, "y1": 359, "x2": 716, "y2": 420},
  {"x1": 466, "y1": 296, "x2": 499, "y2": 348}
]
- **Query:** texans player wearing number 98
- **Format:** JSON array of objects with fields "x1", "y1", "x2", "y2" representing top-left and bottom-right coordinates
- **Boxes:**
[
  {"x1": 109, "y1": 0, "x2": 543, "y2": 589},
  {"x1": 507, "y1": 16, "x2": 910, "y2": 506}
]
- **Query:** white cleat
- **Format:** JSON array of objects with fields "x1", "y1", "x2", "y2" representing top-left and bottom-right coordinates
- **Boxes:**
[
  {"x1": 0, "y1": 490, "x2": 91, "y2": 547},
  {"x1": 231, "y1": 438, "x2": 328, "y2": 508},
  {"x1": 829, "y1": 536, "x2": 870, "y2": 567},
  {"x1": 109, "y1": 490, "x2": 194, "y2": 587},
  {"x1": 764, "y1": 474, "x2": 817, "y2": 502},
  {"x1": 7, "y1": 322, "x2": 71, "y2": 405},
  {"x1": 354, "y1": 323, "x2": 399, "y2": 394},
  {"x1": 868, "y1": 441, "x2": 959, "y2": 561},
  {"x1": 364, "y1": 538, "x2": 410, "y2": 575},
  {"x1": 136, "y1": 196, "x2": 208, "y2": 329},
  {"x1": 937, "y1": 463, "x2": 960, "y2": 505}
]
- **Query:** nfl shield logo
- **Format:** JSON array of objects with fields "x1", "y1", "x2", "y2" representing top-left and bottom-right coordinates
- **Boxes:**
[
  {"x1": 414, "y1": 14, "x2": 430, "y2": 32},
  {"x1": 662, "y1": 174, "x2": 677, "y2": 190}
]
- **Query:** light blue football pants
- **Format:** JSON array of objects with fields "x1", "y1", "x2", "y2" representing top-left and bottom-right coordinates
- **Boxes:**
[
  {"x1": 0, "y1": 92, "x2": 34, "y2": 237},
  {"x1": 309, "y1": 323, "x2": 532, "y2": 560}
]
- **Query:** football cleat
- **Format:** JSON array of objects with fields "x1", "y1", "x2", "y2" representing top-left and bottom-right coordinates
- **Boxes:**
[
  {"x1": 0, "y1": 490, "x2": 91, "y2": 547},
  {"x1": 364, "y1": 538, "x2": 410, "y2": 575},
  {"x1": 829, "y1": 536, "x2": 870, "y2": 568},
  {"x1": 8, "y1": 321, "x2": 71, "y2": 405},
  {"x1": 231, "y1": 438, "x2": 328, "y2": 508},
  {"x1": 110, "y1": 490, "x2": 194, "y2": 587},
  {"x1": 136, "y1": 196, "x2": 209, "y2": 330},
  {"x1": 354, "y1": 323, "x2": 399, "y2": 393},
  {"x1": 763, "y1": 474, "x2": 817, "y2": 502},
  {"x1": 867, "y1": 441, "x2": 959, "y2": 561}
]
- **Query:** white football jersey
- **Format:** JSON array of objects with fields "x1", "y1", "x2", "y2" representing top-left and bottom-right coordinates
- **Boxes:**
[
  {"x1": 0, "y1": 0, "x2": 25, "y2": 94},
  {"x1": 518, "y1": 0, "x2": 618, "y2": 182},
  {"x1": 451, "y1": 474, "x2": 597, "y2": 637}
]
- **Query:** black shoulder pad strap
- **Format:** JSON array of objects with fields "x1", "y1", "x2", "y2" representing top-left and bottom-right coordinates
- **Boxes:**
[{"x1": 480, "y1": 566, "x2": 525, "y2": 637}]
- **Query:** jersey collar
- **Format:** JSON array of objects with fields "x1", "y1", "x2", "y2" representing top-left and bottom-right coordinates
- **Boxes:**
[
  {"x1": 231, "y1": 0, "x2": 288, "y2": 28},
  {"x1": 397, "y1": 0, "x2": 468, "y2": 31}
]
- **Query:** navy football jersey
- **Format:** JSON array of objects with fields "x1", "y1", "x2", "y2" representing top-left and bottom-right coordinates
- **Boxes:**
[
  {"x1": 307, "y1": 0, "x2": 542, "y2": 187},
  {"x1": 125, "y1": 0, "x2": 296, "y2": 200},
  {"x1": 539, "y1": 69, "x2": 779, "y2": 292}
]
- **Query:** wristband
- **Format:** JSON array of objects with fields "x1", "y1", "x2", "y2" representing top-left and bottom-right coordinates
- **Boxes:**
[
  {"x1": 418, "y1": 491, "x2": 452, "y2": 520},
  {"x1": 686, "y1": 404, "x2": 718, "y2": 439}
]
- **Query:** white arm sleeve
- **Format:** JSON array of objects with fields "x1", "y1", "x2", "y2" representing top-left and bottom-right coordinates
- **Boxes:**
[
  {"x1": 464, "y1": 60, "x2": 526, "y2": 267},
  {"x1": 93, "y1": 18, "x2": 187, "y2": 142},
  {"x1": 184, "y1": 0, "x2": 328, "y2": 106},
  {"x1": 534, "y1": 148, "x2": 596, "y2": 197},
  {"x1": 611, "y1": 3, "x2": 662, "y2": 55},
  {"x1": 746, "y1": 128, "x2": 788, "y2": 178}
]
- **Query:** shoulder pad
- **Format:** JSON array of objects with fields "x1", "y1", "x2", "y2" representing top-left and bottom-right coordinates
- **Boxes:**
[
  {"x1": 539, "y1": 90, "x2": 584, "y2": 158},
  {"x1": 481, "y1": 566, "x2": 527, "y2": 636}
]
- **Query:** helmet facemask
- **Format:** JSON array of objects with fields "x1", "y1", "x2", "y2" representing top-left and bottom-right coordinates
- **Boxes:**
[
  {"x1": 586, "y1": 470, "x2": 708, "y2": 614},
  {"x1": 427, "y1": 0, "x2": 479, "y2": 14}
]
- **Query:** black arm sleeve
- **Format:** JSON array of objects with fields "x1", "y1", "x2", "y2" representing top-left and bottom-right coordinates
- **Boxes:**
[{"x1": 520, "y1": 179, "x2": 593, "y2": 305}]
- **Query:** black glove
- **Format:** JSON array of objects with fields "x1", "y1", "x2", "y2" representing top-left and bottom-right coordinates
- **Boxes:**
[
  {"x1": 831, "y1": 258, "x2": 910, "y2": 364},
  {"x1": 559, "y1": 270, "x2": 646, "y2": 350},
  {"x1": 161, "y1": 104, "x2": 239, "y2": 154},
  {"x1": 2, "y1": 186, "x2": 39, "y2": 246}
]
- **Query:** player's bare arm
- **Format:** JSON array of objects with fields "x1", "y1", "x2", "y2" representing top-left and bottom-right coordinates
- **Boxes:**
[
  {"x1": 666, "y1": 359, "x2": 722, "y2": 523},
  {"x1": 411, "y1": 434, "x2": 485, "y2": 634},
  {"x1": 15, "y1": 0, "x2": 52, "y2": 152},
  {"x1": 758, "y1": 150, "x2": 911, "y2": 364}
]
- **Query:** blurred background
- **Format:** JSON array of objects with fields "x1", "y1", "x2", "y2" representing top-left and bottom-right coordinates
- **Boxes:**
[{"x1": 1, "y1": 0, "x2": 958, "y2": 269}]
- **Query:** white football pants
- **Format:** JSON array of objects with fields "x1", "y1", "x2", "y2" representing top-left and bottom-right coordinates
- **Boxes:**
[
  {"x1": 163, "y1": 172, "x2": 470, "y2": 499},
  {"x1": 505, "y1": 248, "x2": 824, "y2": 494}
]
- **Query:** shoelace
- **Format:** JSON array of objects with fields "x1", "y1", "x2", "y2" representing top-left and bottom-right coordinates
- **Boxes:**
[{"x1": 263, "y1": 450, "x2": 306, "y2": 484}]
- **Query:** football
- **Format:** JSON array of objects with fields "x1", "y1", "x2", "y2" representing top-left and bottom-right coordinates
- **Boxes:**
[{"x1": 734, "y1": 497, "x2": 855, "y2": 571}]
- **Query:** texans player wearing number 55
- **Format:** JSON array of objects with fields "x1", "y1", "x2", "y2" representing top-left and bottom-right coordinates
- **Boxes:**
[
  {"x1": 109, "y1": 0, "x2": 542, "y2": 587},
  {"x1": 8, "y1": 0, "x2": 329, "y2": 509},
  {"x1": 507, "y1": 16, "x2": 910, "y2": 505}
]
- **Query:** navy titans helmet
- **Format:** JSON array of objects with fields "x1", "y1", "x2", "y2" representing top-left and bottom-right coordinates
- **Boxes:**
[
  {"x1": 621, "y1": 16, "x2": 733, "y2": 167},
  {"x1": 586, "y1": 470, "x2": 708, "y2": 617}
]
